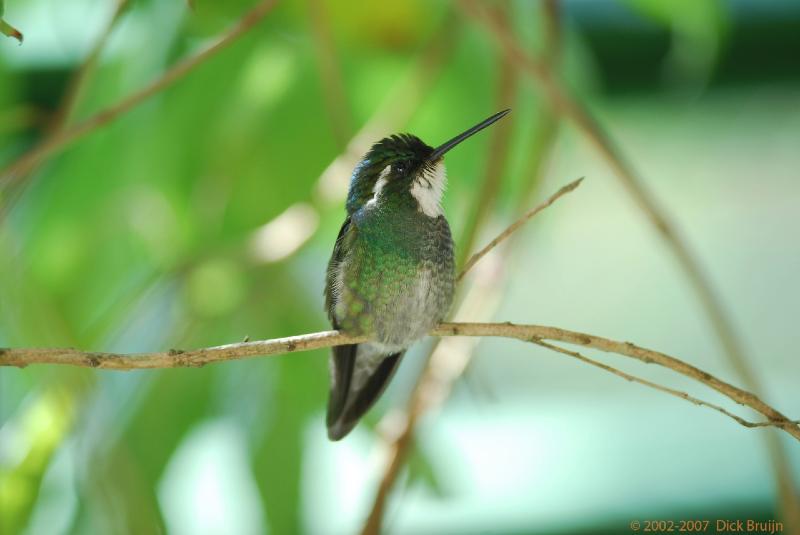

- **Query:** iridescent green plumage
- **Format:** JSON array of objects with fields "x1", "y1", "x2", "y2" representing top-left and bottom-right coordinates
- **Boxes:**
[{"x1": 324, "y1": 110, "x2": 510, "y2": 440}]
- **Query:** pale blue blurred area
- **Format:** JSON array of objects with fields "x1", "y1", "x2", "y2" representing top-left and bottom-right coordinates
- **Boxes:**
[
  {"x1": 2, "y1": 0, "x2": 114, "y2": 66},
  {"x1": 2, "y1": 0, "x2": 183, "y2": 69},
  {"x1": 158, "y1": 420, "x2": 266, "y2": 535},
  {"x1": 23, "y1": 440, "x2": 78, "y2": 535}
]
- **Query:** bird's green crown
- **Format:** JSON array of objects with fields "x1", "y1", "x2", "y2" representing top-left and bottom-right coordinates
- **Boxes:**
[
  {"x1": 344, "y1": 110, "x2": 512, "y2": 215},
  {"x1": 346, "y1": 134, "x2": 434, "y2": 214}
]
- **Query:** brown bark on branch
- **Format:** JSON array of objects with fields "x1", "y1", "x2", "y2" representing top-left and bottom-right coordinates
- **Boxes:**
[{"x1": 2, "y1": 322, "x2": 797, "y2": 442}]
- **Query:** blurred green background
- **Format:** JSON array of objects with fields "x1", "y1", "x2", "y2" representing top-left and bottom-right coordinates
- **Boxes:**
[{"x1": 1, "y1": 0, "x2": 799, "y2": 534}]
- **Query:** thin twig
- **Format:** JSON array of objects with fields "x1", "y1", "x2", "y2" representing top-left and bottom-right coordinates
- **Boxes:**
[
  {"x1": 0, "y1": 0, "x2": 278, "y2": 189},
  {"x1": 307, "y1": 0, "x2": 352, "y2": 149},
  {"x1": 0, "y1": 0, "x2": 130, "y2": 213},
  {"x1": 50, "y1": 0, "x2": 130, "y2": 134},
  {"x1": 456, "y1": 3, "x2": 518, "y2": 269},
  {"x1": 458, "y1": 176, "x2": 582, "y2": 280},
  {"x1": 429, "y1": 323, "x2": 800, "y2": 440},
  {"x1": 2, "y1": 323, "x2": 797, "y2": 441},
  {"x1": 541, "y1": 0, "x2": 562, "y2": 64},
  {"x1": 514, "y1": 0, "x2": 562, "y2": 213},
  {"x1": 531, "y1": 339, "x2": 785, "y2": 430}
]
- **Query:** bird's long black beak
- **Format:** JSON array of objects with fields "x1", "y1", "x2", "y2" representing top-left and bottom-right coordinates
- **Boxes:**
[{"x1": 429, "y1": 109, "x2": 511, "y2": 161}]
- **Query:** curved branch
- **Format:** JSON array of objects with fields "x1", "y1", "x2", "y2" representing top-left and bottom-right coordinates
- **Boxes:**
[
  {"x1": 2, "y1": 322, "x2": 798, "y2": 442},
  {"x1": 429, "y1": 323, "x2": 800, "y2": 441},
  {"x1": 530, "y1": 339, "x2": 791, "y2": 430}
]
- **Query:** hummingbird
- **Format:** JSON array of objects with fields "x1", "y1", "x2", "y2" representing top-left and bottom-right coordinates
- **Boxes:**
[{"x1": 324, "y1": 109, "x2": 511, "y2": 440}]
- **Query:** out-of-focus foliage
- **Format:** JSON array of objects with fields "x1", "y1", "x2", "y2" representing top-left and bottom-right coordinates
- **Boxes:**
[
  {"x1": 0, "y1": 0, "x2": 24, "y2": 43},
  {"x1": 1, "y1": 0, "x2": 799, "y2": 534},
  {"x1": 623, "y1": 0, "x2": 727, "y2": 87}
]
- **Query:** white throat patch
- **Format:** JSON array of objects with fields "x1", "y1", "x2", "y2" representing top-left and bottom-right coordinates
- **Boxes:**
[{"x1": 411, "y1": 161, "x2": 446, "y2": 217}]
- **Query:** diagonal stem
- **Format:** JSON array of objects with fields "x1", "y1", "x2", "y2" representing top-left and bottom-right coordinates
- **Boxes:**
[
  {"x1": 0, "y1": 0, "x2": 279, "y2": 195},
  {"x1": 458, "y1": 177, "x2": 582, "y2": 280},
  {"x1": 307, "y1": 0, "x2": 352, "y2": 149}
]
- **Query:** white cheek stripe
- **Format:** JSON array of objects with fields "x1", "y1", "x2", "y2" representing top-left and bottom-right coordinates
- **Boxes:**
[
  {"x1": 411, "y1": 161, "x2": 446, "y2": 217},
  {"x1": 365, "y1": 165, "x2": 391, "y2": 208}
]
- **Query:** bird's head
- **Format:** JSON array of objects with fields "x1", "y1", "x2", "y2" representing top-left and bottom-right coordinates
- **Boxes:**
[{"x1": 346, "y1": 109, "x2": 511, "y2": 217}]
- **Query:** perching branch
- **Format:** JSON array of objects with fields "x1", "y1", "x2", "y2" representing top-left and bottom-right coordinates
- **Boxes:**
[
  {"x1": 431, "y1": 323, "x2": 800, "y2": 441},
  {"x1": 0, "y1": 0, "x2": 278, "y2": 189},
  {"x1": 2, "y1": 178, "x2": 795, "y2": 441},
  {"x1": 2, "y1": 323, "x2": 798, "y2": 441},
  {"x1": 1, "y1": 177, "x2": 580, "y2": 370},
  {"x1": 0, "y1": 330, "x2": 368, "y2": 370}
]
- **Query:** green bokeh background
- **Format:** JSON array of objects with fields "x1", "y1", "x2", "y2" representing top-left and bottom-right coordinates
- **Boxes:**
[{"x1": 1, "y1": 1, "x2": 799, "y2": 534}]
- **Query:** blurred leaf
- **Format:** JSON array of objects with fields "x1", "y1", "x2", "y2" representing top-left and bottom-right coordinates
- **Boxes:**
[
  {"x1": 0, "y1": 0, "x2": 23, "y2": 44},
  {"x1": 78, "y1": 369, "x2": 219, "y2": 533},
  {"x1": 252, "y1": 360, "x2": 313, "y2": 535},
  {"x1": 621, "y1": 0, "x2": 728, "y2": 85},
  {"x1": 183, "y1": 0, "x2": 261, "y2": 36},
  {"x1": 622, "y1": 0, "x2": 726, "y2": 35},
  {"x1": 324, "y1": 0, "x2": 439, "y2": 50},
  {"x1": 185, "y1": 258, "x2": 247, "y2": 317},
  {"x1": 249, "y1": 268, "x2": 328, "y2": 535},
  {"x1": 0, "y1": 388, "x2": 77, "y2": 535}
]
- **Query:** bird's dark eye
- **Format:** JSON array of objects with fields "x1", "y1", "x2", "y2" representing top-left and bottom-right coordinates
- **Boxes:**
[{"x1": 392, "y1": 161, "x2": 408, "y2": 175}]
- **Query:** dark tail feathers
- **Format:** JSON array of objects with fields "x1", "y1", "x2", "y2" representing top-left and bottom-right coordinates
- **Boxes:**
[{"x1": 326, "y1": 343, "x2": 404, "y2": 441}]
